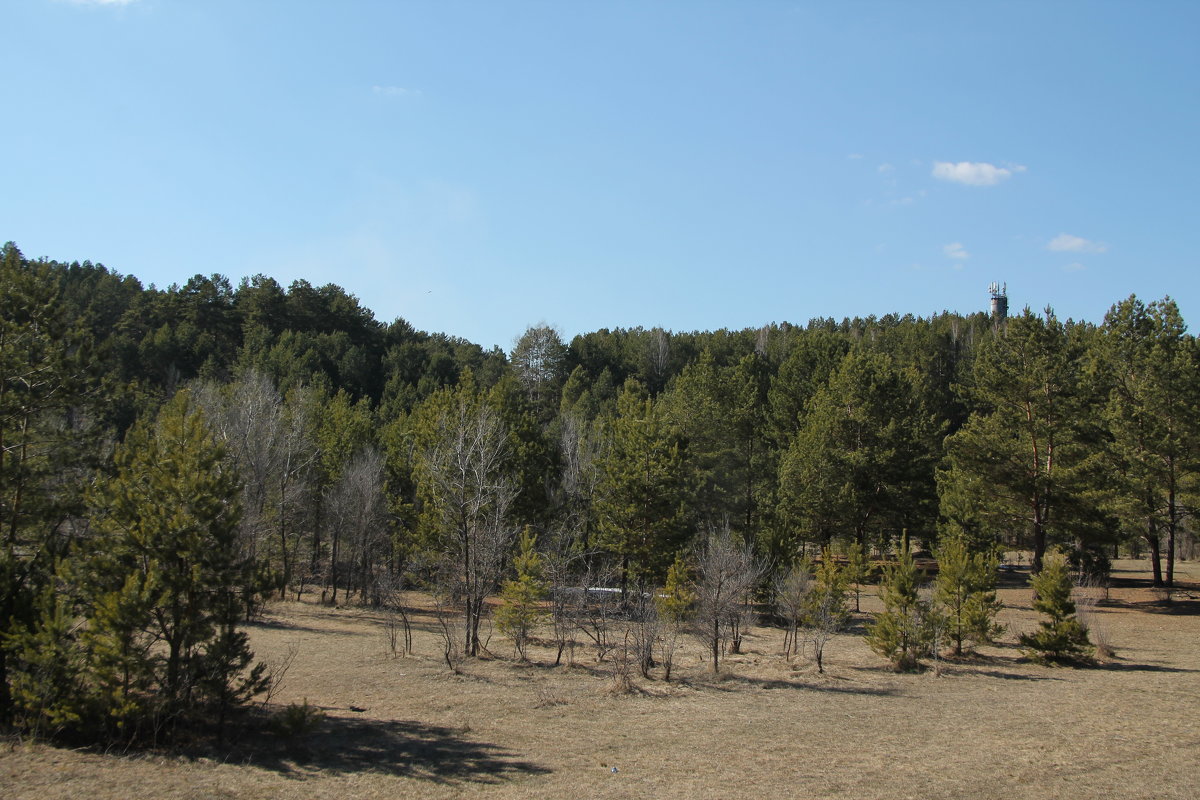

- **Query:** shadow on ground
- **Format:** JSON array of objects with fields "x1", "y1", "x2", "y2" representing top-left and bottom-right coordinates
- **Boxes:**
[
  {"x1": 1094, "y1": 659, "x2": 1199, "y2": 674},
  {"x1": 221, "y1": 714, "x2": 550, "y2": 785},
  {"x1": 686, "y1": 673, "x2": 900, "y2": 696}
]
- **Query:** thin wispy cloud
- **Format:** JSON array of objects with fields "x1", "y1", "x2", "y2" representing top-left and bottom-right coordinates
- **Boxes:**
[
  {"x1": 877, "y1": 163, "x2": 894, "y2": 174},
  {"x1": 847, "y1": 153, "x2": 864, "y2": 160},
  {"x1": 943, "y1": 242, "x2": 970, "y2": 260},
  {"x1": 932, "y1": 161, "x2": 1026, "y2": 186},
  {"x1": 373, "y1": 85, "x2": 422, "y2": 98},
  {"x1": 62, "y1": 0, "x2": 137, "y2": 5},
  {"x1": 1063, "y1": 262, "x2": 1086, "y2": 272},
  {"x1": 1047, "y1": 233, "x2": 1107, "y2": 253}
]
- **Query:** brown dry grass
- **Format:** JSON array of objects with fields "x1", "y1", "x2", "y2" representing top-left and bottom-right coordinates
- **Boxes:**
[{"x1": 4, "y1": 558, "x2": 1199, "y2": 799}]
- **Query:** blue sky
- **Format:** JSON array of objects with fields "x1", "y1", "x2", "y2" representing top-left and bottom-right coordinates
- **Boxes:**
[{"x1": 5, "y1": 1, "x2": 1198, "y2": 349}]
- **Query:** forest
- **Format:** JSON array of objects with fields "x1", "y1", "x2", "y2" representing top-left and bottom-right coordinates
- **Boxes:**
[{"x1": 2, "y1": 239, "x2": 1197, "y2": 743}]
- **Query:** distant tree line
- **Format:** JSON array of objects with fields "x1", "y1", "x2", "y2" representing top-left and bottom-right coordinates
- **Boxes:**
[{"x1": 2, "y1": 240, "x2": 1197, "y2": 737}]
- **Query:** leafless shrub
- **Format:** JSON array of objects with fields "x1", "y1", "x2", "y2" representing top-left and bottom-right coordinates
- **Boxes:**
[
  {"x1": 534, "y1": 686, "x2": 568, "y2": 708},
  {"x1": 629, "y1": 593, "x2": 661, "y2": 680},
  {"x1": 261, "y1": 640, "x2": 299, "y2": 706},
  {"x1": 432, "y1": 589, "x2": 465, "y2": 674},
  {"x1": 1074, "y1": 577, "x2": 1116, "y2": 660},
  {"x1": 544, "y1": 548, "x2": 583, "y2": 667},
  {"x1": 572, "y1": 577, "x2": 621, "y2": 663},
  {"x1": 607, "y1": 628, "x2": 636, "y2": 694},
  {"x1": 377, "y1": 573, "x2": 413, "y2": 658},
  {"x1": 656, "y1": 603, "x2": 687, "y2": 683},
  {"x1": 775, "y1": 564, "x2": 812, "y2": 662}
]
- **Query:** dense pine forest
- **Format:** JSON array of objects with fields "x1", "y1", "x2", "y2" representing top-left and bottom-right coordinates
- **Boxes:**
[{"x1": 2, "y1": 240, "x2": 1196, "y2": 741}]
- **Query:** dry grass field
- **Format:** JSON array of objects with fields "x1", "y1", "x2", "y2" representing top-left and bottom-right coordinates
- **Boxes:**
[{"x1": 4, "y1": 558, "x2": 1198, "y2": 799}]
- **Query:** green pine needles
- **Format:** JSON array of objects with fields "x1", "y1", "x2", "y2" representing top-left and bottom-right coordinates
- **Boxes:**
[
  {"x1": 495, "y1": 528, "x2": 548, "y2": 661},
  {"x1": 934, "y1": 538, "x2": 1004, "y2": 656},
  {"x1": 866, "y1": 547, "x2": 937, "y2": 671},
  {"x1": 1019, "y1": 551, "x2": 1093, "y2": 665}
]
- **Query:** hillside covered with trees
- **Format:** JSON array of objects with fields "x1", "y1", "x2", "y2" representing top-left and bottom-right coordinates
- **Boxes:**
[{"x1": 3, "y1": 241, "x2": 1197, "y2": 741}]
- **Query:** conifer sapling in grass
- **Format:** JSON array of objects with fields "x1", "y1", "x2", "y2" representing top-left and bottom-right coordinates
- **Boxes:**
[
  {"x1": 495, "y1": 527, "x2": 548, "y2": 661},
  {"x1": 866, "y1": 546, "x2": 936, "y2": 671},
  {"x1": 934, "y1": 537, "x2": 1004, "y2": 656},
  {"x1": 1019, "y1": 550, "x2": 1093, "y2": 665}
]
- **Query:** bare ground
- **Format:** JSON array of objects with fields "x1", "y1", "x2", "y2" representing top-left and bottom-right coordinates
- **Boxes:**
[{"x1": 4, "y1": 558, "x2": 1199, "y2": 799}]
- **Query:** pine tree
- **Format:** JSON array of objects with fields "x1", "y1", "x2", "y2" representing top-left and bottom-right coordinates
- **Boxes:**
[
  {"x1": 0, "y1": 243, "x2": 98, "y2": 723},
  {"x1": 1019, "y1": 551, "x2": 1092, "y2": 665},
  {"x1": 780, "y1": 349, "x2": 939, "y2": 554},
  {"x1": 845, "y1": 540, "x2": 869, "y2": 613},
  {"x1": 866, "y1": 547, "x2": 936, "y2": 671},
  {"x1": 1099, "y1": 296, "x2": 1199, "y2": 587},
  {"x1": 806, "y1": 550, "x2": 849, "y2": 673},
  {"x1": 595, "y1": 379, "x2": 690, "y2": 590},
  {"x1": 655, "y1": 554, "x2": 694, "y2": 681},
  {"x1": 495, "y1": 528, "x2": 548, "y2": 661},
  {"x1": 87, "y1": 391, "x2": 267, "y2": 733},
  {"x1": 934, "y1": 538, "x2": 1004, "y2": 656},
  {"x1": 940, "y1": 308, "x2": 1103, "y2": 571}
]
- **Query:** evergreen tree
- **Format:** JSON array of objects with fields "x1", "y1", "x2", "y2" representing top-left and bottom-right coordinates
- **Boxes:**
[
  {"x1": 86, "y1": 391, "x2": 267, "y2": 732},
  {"x1": 845, "y1": 540, "x2": 870, "y2": 613},
  {"x1": 780, "y1": 350, "x2": 938, "y2": 552},
  {"x1": 806, "y1": 550, "x2": 849, "y2": 673},
  {"x1": 1098, "y1": 296, "x2": 1199, "y2": 587},
  {"x1": 940, "y1": 308, "x2": 1103, "y2": 571},
  {"x1": 0, "y1": 243, "x2": 98, "y2": 723},
  {"x1": 933, "y1": 538, "x2": 1003, "y2": 656},
  {"x1": 495, "y1": 528, "x2": 548, "y2": 661},
  {"x1": 1018, "y1": 551, "x2": 1092, "y2": 665},
  {"x1": 594, "y1": 379, "x2": 690, "y2": 590},
  {"x1": 655, "y1": 554, "x2": 694, "y2": 681},
  {"x1": 866, "y1": 547, "x2": 936, "y2": 671}
]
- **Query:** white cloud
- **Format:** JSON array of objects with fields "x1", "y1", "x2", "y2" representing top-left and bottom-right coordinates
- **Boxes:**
[
  {"x1": 943, "y1": 242, "x2": 970, "y2": 260},
  {"x1": 372, "y1": 85, "x2": 422, "y2": 98},
  {"x1": 877, "y1": 163, "x2": 894, "y2": 174},
  {"x1": 847, "y1": 153, "x2": 864, "y2": 160},
  {"x1": 1047, "y1": 233, "x2": 1107, "y2": 253},
  {"x1": 1063, "y1": 262, "x2": 1086, "y2": 272},
  {"x1": 932, "y1": 161, "x2": 1025, "y2": 186},
  {"x1": 63, "y1": 0, "x2": 137, "y2": 5}
]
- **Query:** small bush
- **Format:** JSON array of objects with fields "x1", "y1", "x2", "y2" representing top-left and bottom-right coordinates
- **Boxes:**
[{"x1": 271, "y1": 699, "x2": 324, "y2": 738}]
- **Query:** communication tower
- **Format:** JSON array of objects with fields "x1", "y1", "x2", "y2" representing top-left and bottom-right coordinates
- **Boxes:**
[{"x1": 988, "y1": 281, "x2": 1008, "y2": 322}]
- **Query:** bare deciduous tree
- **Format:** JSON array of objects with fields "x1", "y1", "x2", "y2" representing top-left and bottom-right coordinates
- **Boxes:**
[
  {"x1": 692, "y1": 528, "x2": 765, "y2": 673},
  {"x1": 192, "y1": 372, "x2": 317, "y2": 597},
  {"x1": 775, "y1": 564, "x2": 812, "y2": 662},
  {"x1": 324, "y1": 447, "x2": 387, "y2": 605},
  {"x1": 420, "y1": 398, "x2": 518, "y2": 658}
]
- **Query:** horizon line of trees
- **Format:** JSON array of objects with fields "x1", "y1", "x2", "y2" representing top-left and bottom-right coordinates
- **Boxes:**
[{"x1": 3, "y1": 240, "x2": 1197, "y2": 738}]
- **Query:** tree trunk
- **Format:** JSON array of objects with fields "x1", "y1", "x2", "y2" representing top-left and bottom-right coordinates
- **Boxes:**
[
  {"x1": 711, "y1": 618, "x2": 720, "y2": 672},
  {"x1": 1166, "y1": 485, "x2": 1177, "y2": 588},
  {"x1": 1145, "y1": 519, "x2": 1163, "y2": 587},
  {"x1": 1032, "y1": 520, "x2": 1046, "y2": 573}
]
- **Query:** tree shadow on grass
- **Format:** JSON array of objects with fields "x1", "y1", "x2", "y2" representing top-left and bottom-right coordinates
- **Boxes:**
[
  {"x1": 1137, "y1": 599, "x2": 1200, "y2": 616},
  {"x1": 218, "y1": 714, "x2": 549, "y2": 786},
  {"x1": 1093, "y1": 659, "x2": 1199, "y2": 674},
  {"x1": 965, "y1": 668, "x2": 1062, "y2": 681},
  {"x1": 685, "y1": 674, "x2": 900, "y2": 697}
]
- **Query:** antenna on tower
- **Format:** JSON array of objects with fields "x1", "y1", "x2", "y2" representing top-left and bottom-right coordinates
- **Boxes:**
[{"x1": 989, "y1": 281, "x2": 1009, "y2": 322}]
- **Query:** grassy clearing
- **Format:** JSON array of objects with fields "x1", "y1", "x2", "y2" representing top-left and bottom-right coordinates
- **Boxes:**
[{"x1": 4, "y1": 558, "x2": 1198, "y2": 799}]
